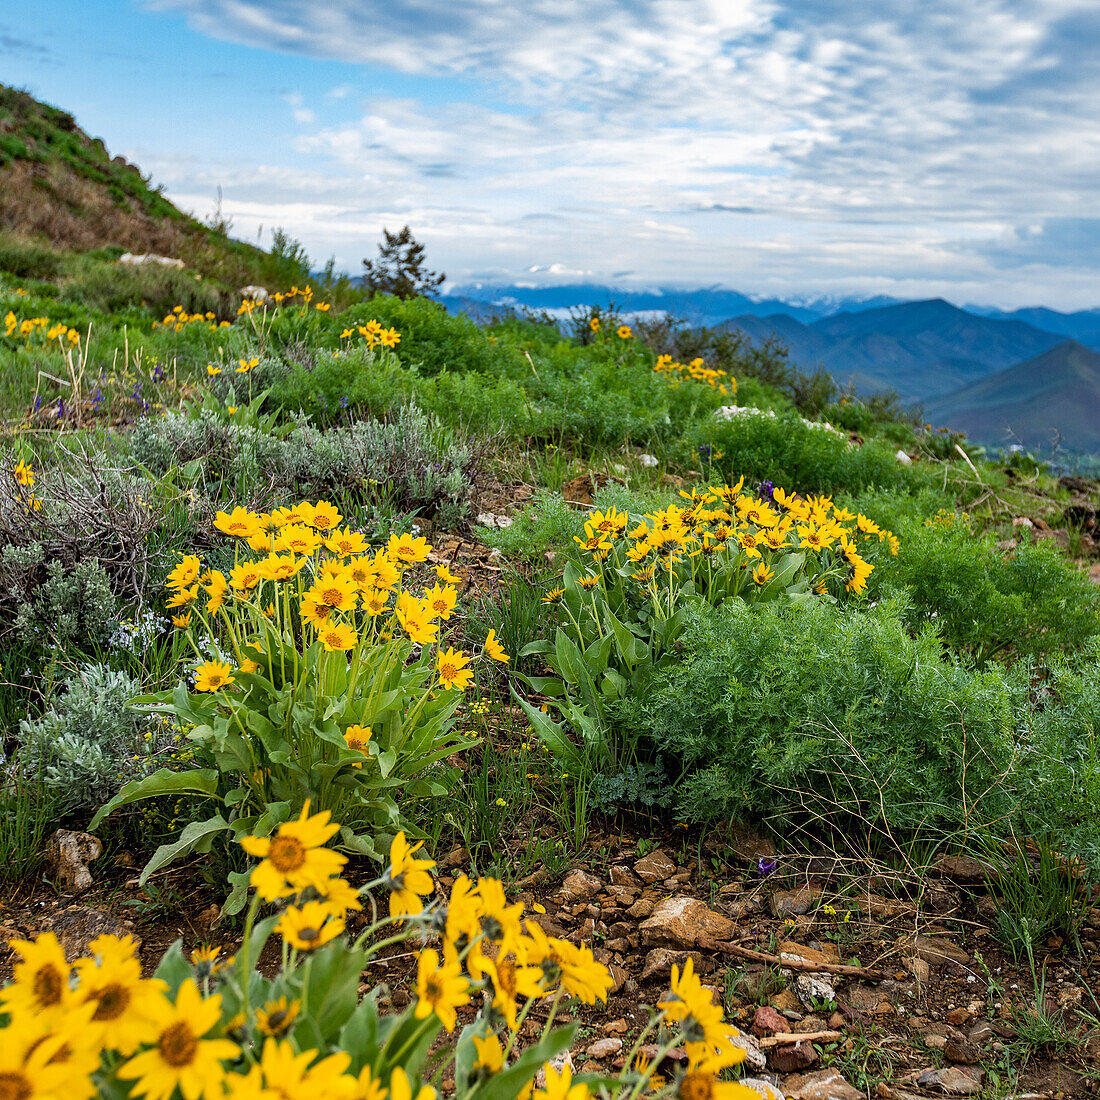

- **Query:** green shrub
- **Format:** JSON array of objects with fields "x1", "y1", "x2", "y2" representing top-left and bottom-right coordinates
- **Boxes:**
[
  {"x1": 59, "y1": 261, "x2": 229, "y2": 318},
  {"x1": 851, "y1": 489, "x2": 1100, "y2": 662},
  {"x1": 689, "y1": 409, "x2": 920, "y2": 495},
  {"x1": 0, "y1": 235, "x2": 64, "y2": 280},
  {"x1": 630, "y1": 598, "x2": 1024, "y2": 839},
  {"x1": 340, "y1": 295, "x2": 514, "y2": 376},
  {"x1": 266, "y1": 347, "x2": 415, "y2": 421}
]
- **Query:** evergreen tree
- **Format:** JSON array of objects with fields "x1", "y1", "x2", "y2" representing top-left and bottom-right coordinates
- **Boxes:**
[{"x1": 361, "y1": 225, "x2": 444, "y2": 300}]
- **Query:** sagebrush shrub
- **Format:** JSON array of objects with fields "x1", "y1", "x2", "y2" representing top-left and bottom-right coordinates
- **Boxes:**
[
  {"x1": 129, "y1": 404, "x2": 476, "y2": 527},
  {"x1": 1, "y1": 542, "x2": 118, "y2": 651},
  {"x1": 12, "y1": 663, "x2": 172, "y2": 812}
]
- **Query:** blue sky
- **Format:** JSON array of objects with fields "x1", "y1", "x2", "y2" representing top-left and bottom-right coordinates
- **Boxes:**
[{"x1": 3, "y1": 0, "x2": 1100, "y2": 307}]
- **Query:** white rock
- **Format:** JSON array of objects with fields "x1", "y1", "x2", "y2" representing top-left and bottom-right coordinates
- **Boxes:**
[
  {"x1": 238, "y1": 285, "x2": 269, "y2": 300},
  {"x1": 118, "y1": 253, "x2": 185, "y2": 268}
]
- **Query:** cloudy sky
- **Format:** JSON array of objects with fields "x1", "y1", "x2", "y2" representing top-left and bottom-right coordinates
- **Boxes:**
[{"x1": 3, "y1": 0, "x2": 1100, "y2": 307}]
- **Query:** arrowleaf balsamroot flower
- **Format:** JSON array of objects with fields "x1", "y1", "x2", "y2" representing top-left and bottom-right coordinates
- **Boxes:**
[
  {"x1": 240, "y1": 801, "x2": 346, "y2": 900},
  {"x1": 386, "y1": 531, "x2": 431, "y2": 565},
  {"x1": 385, "y1": 831, "x2": 435, "y2": 917},
  {"x1": 118, "y1": 980, "x2": 239, "y2": 1100},
  {"x1": 413, "y1": 948, "x2": 469, "y2": 1032},
  {"x1": 74, "y1": 934, "x2": 167, "y2": 1054},
  {"x1": 437, "y1": 647, "x2": 474, "y2": 691},
  {"x1": 0, "y1": 932, "x2": 75, "y2": 1022},
  {"x1": 193, "y1": 660, "x2": 235, "y2": 692},
  {"x1": 318, "y1": 621, "x2": 358, "y2": 652},
  {"x1": 483, "y1": 629, "x2": 509, "y2": 663},
  {"x1": 276, "y1": 901, "x2": 346, "y2": 952}
]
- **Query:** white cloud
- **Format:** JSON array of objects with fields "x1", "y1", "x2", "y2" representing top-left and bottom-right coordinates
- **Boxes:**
[{"x1": 140, "y1": 0, "x2": 1100, "y2": 305}]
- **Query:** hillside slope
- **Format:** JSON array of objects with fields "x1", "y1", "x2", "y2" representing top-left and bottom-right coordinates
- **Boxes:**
[
  {"x1": 925, "y1": 341, "x2": 1100, "y2": 454},
  {"x1": 0, "y1": 83, "x2": 303, "y2": 292}
]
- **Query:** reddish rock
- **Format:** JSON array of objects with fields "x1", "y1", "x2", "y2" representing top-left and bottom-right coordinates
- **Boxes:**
[
  {"x1": 751, "y1": 1006, "x2": 791, "y2": 1038},
  {"x1": 768, "y1": 1038, "x2": 818, "y2": 1073}
]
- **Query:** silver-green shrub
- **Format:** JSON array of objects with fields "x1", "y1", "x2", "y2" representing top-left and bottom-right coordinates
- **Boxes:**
[{"x1": 13, "y1": 664, "x2": 178, "y2": 813}]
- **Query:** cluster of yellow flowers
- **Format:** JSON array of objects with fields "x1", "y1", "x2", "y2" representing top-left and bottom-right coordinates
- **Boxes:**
[
  {"x1": 338, "y1": 319, "x2": 401, "y2": 349},
  {"x1": 588, "y1": 318, "x2": 634, "y2": 340},
  {"x1": 154, "y1": 305, "x2": 232, "y2": 332},
  {"x1": 555, "y1": 482, "x2": 896, "y2": 599},
  {"x1": 207, "y1": 357, "x2": 260, "y2": 377},
  {"x1": 3, "y1": 310, "x2": 81, "y2": 346},
  {"x1": 165, "y1": 501, "x2": 507, "y2": 696},
  {"x1": 653, "y1": 354, "x2": 734, "y2": 395},
  {"x1": 233, "y1": 286, "x2": 332, "y2": 315},
  {"x1": 0, "y1": 806, "x2": 765, "y2": 1100}
]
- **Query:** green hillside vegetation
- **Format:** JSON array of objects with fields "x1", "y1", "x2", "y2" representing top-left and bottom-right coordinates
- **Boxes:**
[
  {"x1": 2, "y1": 86, "x2": 1100, "y2": 1099},
  {"x1": 926, "y1": 339, "x2": 1100, "y2": 455}
]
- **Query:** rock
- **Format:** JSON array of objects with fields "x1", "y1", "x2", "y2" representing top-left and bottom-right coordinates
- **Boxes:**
[
  {"x1": 608, "y1": 964, "x2": 630, "y2": 992},
  {"x1": 915, "y1": 1067, "x2": 984, "y2": 1095},
  {"x1": 609, "y1": 866, "x2": 638, "y2": 888},
  {"x1": 793, "y1": 973, "x2": 837, "y2": 1009},
  {"x1": 923, "y1": 1035, "x2": 947, "y2": 1051},
  {"x1": 768, "y1": 1038, "x2": 818, "y2": 1073},
  {"x1": 438, "y1": 846, "x2": 468, "y2": 870},
  {"x1": 741, "y1": 1082, "x2": 784, "y2": 1100},
  {"x1": 725, "y1": 824, "x2": 778, "y2": 863},
  {"x1": 770, "y1": 886, "x2": 822, "y2": 918},
  {"x1": 633, "y1": 850, "x2": 676, "y2": 882},
  {"x1": 119, "y1": 253, "x2": 185, "y2": 269},
  {"x1": 751, "y1": 1006, "x2": 791, "y2": 1037},
  {"x1": 238, "y1": 284, "x2": 268, "y2": 299},
  {"x1": 560, "y1": 870, "x2": 602, "y2": 901},
  {"x1": 770, "y1": 990, "x2": 803, "y2": 1016},
  {"x1": 932, "y1": 854, "x2": 996, "y2": 883},
  {"x1": 785, "y1": 1069, "x2": 864, "y2": 1100},
  {"x1": 778, "y1": 941, "x2": 835, "y2": 966},
  {"x1": 904, "y1": 935, "x2": 970, "y2": 966},
  {"x1": 730, "y1": 1032, "x2": 767, "y2": 1072},
  {"x1": 586, "y1": 1038, "x2": 623, "y2": 1059},
  {"x1": 639, "y1": 896, "x2": 736, "y2": 948},
  {"x1": 860, "y1": 893, "x2": 913, "y2": 920},
  {"x1": 45, "y1": 830, "x2": 103, "y2": 894},
  {"x1": 905, "y1": 956, "x2": 931, "y2": 984},
  {"x1": 535, "y1": 1051, "x2": 573, "y2": 1088},
  {"x1": 944, "y1": 1038, "x2": 981, "y2": 1065},
  {"x1": 641, "y1": 948, "x2": 694, "y2": 982},
  {"x1": 967, "y1": 1022, "x2": 994, "y2": 1045},
  {"x1": 44, "y1": 907, "x2": 139, "y2": 959},
  {"x1": 945, "y1": 1007, "x2": 972, "y2": 1028},
  {"x1": 603, "y1": 1019, "x2": 629, "y2": 1035},
  {"x1": 626, "y1": 898, "x2": 655, "y2": 919}
]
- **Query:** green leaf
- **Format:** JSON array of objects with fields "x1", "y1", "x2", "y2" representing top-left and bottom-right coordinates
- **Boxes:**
[
  {"x1": 88, "y1": 768, "x2": 218, "y2": 831},
  {"x1": 139, "y1": 814, "x2": 230, "y2": 885},
  {"x1": 511, "y1": 687, "x2": 582, "y2": 766},
  {"x1": 152, "y1": 941, "x2": 193, "y2": 994}
]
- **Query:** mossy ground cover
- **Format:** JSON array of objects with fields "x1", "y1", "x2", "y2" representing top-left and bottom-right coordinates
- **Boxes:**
[{"x1": 2, "y1": 264, "x2": 1100, "y2": 1097}]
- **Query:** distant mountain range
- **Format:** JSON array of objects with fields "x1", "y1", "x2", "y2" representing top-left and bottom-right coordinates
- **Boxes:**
[
  {"x1": 925, "y1": 342, "x2": 1100, "y2": 455},
  {"x1": 719, "y1": 300, "x2": 1069, "y2": 402}
]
